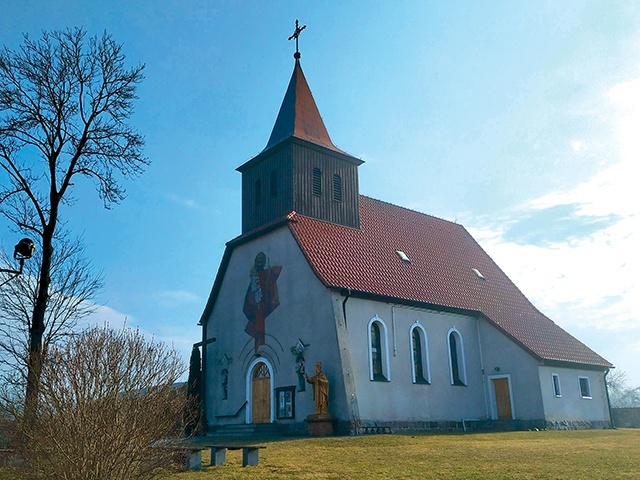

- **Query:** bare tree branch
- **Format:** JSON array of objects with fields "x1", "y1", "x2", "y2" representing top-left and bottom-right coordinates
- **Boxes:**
[{"x1": 0, "y1": 27, "x2": 147, "y2": 409}]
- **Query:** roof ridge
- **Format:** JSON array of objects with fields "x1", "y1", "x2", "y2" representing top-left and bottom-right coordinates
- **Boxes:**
[{"x1": 360, "y1": 194, "x2": 462, "y2": 226}]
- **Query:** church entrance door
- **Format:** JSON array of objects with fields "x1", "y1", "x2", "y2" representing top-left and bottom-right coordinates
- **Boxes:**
[
  {"x1": 251, "y1": 362, "x2": 271, "y2": 423},
  {"x1": 492, "y1": 377, "x2": 513, "y2": 421}
]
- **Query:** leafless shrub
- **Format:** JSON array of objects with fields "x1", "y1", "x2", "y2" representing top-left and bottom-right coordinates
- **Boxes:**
[{"x1": 1, "y1": 325, "x2": 193, "y2": 480}]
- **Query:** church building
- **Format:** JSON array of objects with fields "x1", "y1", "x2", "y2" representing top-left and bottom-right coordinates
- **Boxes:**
[{"x1": 198, "y1": 40, "x2": 613, "y2": 435}]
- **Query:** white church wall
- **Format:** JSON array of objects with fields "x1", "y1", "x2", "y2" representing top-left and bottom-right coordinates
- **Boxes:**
[
  {"x1": 476, "y1": 320, "x2": 546, "y2": 421},
  {"x1": 203, "y1": 226, "x2": 347, "y2": 425},
  {"x1": 538, "y1": 365, "x2": 610, "y2": 426},
  {"x1": 342, "y1": 299, "x2": 489, "y2": 423}
]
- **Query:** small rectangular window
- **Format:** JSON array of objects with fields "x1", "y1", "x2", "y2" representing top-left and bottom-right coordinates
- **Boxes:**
[
  {"x1": 395, "y1": 250, "x2": 410, "y2": 263},
  {"x1": 552, "y1": 373, "x2": 562, "y2": 397},
  {"x1": 578, "y1": 376, "x2": 591, "y2": 399},
  {"x1": 276, "y1": 386, "x2": 296, "y2": 419}
]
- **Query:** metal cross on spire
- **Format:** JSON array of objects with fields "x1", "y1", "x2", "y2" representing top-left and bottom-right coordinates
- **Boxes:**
[{"x1": 288, "y1": 19, "x2": 306, "y2": 59}]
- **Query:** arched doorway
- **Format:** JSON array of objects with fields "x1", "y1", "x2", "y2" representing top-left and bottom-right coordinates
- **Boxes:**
[{"x1": 249, "y1": 361, "x2": 272, "y2": 423}]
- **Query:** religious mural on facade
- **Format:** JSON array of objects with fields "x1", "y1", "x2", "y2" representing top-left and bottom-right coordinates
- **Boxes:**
[{"x1": 243, "y1": 252, "x2": 282, "y2": 351}]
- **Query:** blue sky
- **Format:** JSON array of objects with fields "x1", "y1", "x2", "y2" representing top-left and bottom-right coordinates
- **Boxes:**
[{"x1": 2, "y1": 1, "x2": 639, "y2": 386}]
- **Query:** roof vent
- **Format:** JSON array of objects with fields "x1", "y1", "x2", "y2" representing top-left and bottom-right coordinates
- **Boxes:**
[
  {"x1": 472, "y1": 268, "x2": 485, "y2": 280},
  {"x1": 395, "y1": 250, "x2": 411, "y2": 263}
]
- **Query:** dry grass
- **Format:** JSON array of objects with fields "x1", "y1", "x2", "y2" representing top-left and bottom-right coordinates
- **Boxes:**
[
  {"x1": 163, "y1": 429, "x2": 640, "y2": 480},
  {"x1": 2, "y1": 428, "x2": 638, "y2": 479}
]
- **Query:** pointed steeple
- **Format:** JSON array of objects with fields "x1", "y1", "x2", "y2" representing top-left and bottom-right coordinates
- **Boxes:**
[
  {"x1": 263, "y1": 59, "x2": 343, "y2": 153},
  {"x1": 237, "y1": 24, "x2": 363, "y2": 234}
]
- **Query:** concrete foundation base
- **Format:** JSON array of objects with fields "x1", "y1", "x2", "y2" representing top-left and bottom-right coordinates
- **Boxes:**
[{"x1": 306, "y1": 414, "x2": 334, "y2": 436}]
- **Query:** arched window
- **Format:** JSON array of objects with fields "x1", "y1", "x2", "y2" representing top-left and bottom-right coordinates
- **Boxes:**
[
  {"x1": 270, "y1": 170, "x2": 278, "y2": 198},
  {"x1": 368, "y1": 315, "x2": 390, "y2": 382},
  {"x1": 448, "y1": 328, "x2": 467, "y2": 386},
  {"x1": 312, "y1": 167, "x2": 322, "y2": 196},
  {"x1": 255, "y1": 179, "x2": 262, "y2": 206},
  {"x1": 332, "y1": 173, "x2": 342, "y2": 201},
  {"x1": 410, "y1": 323, "x2": 430, "y2": 384}
]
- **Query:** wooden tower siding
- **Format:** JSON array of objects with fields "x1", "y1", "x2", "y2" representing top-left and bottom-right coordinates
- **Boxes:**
[
  {"x1": 291, "y1": 143, "x2": 360, "y2": 230},
  {"x1": 241, "y1": 145, "x2": 293, "y2": 233},
  {"x1": 240, "y1": 138, "x2": 361, "y2": 233}
]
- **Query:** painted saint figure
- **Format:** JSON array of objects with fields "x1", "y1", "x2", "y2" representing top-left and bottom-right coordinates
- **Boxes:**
[
  {"x1": 306, "y1": 361, "x2": 330, "y2": 416},
  {"x1": 243, "y1": 252, "x2": 282, "y2": 351}
]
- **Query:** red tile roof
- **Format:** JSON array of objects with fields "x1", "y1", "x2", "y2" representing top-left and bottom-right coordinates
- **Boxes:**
[{"x1": 288, "y1": 195, "x2": 611, "y2": 367}]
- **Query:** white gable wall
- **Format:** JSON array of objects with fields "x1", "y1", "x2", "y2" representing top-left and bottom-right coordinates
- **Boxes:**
[{"x1": 203, "y1": 226, "x2": 346, "y2": 425}]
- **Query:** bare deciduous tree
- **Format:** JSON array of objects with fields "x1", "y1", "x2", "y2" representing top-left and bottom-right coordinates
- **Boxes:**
[
  {"x1": 0, "y1": 27, "x2": 147, "y2": 409},
  {"x1": 607, "y1": 370, "x2": 640, "y2": 408},
  {"x1": 0, "y1": 231, "x2": 103, "y2": 391},
  {"x1": 2, "y1": 325, "x2": 191, "y2": 480}
]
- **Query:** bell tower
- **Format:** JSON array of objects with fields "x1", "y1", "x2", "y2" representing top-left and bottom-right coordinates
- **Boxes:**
[{"x1": 237, "y1": 23, "x2": 363, "y2": 234}]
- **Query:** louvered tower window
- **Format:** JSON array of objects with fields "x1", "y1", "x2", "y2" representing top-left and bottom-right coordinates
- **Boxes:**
[
  {"x1": 333, "y1": 173, "x2": 342, "y2": 201},
  {"x1": 312, "y1": 167, "x2": 322, "y2": 196},
  {"x1": 255, "y1": 179, "x2": 262, "y2": 206},
  {"x1": 270, "y1": 169, "x2": 278, "y2": 198}
]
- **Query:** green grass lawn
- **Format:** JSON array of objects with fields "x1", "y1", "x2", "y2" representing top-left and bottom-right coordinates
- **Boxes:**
[
  {"x1": 165, "y1": 429, "x2": 640, "y2": 480},
  {"x1": 2, "y1": 429, "x2": 639, "y2": 479}
]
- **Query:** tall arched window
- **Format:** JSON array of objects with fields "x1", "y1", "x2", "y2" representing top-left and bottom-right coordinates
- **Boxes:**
[
  {"x1": 332, "y1": 173, "x2": 342, "y2": 201},
  {"x1": 410, "y1": 323, "x2": 430, "y2": 384},
  {"x1": 312, "y1": 167, "x2": 322, "y2": 196},
  {"x1": 448, "y1": 328, "x2": 467, "y2": 386},
  {"x1": 368, "y1": 315, "x2": 390, "y2": 382}
]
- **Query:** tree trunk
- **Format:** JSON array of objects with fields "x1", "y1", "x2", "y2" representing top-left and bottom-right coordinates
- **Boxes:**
[{"x1": 24, "y1": 226, "x2": 54, "y2": 416}]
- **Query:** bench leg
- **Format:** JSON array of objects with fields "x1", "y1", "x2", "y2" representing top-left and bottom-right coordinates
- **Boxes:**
[
  {"x1": 185, "y1": 450, "x2": 202, "y2": 470},
  {"x1": 211, "y1": 447, "x2": 227, "y2": 466},
  {"x1": 242, "y1": 447, "x2": 259, "y2": 467}
]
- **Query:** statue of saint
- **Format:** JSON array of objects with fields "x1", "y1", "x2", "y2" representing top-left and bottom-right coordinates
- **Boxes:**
[{"x1": 306, "y1": 361, "x2": 330, "y2": 417}]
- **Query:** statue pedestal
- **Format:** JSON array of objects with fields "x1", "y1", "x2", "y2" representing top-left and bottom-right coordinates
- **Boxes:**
[{"x1": 306, "y1": 414, "x2": 334, "y2": 436}]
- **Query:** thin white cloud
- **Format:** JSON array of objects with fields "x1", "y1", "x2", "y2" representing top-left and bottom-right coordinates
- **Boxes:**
[
  {"x1": 155, "y1": 289, "x2": 201, "y2": 307},
  {"x1": 469, "y1": 74, "x2": 640, "y2": 385},
  {"x1": 86, "y1": 304, "x2": 134, "y2": 328},
  {"x1": 166, "y1": 193, "x2": 201, "y2": 210}
]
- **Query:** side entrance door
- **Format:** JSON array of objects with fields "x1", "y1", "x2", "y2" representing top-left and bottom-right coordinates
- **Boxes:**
[
  {"x1": 492, "y1": 377, "x2": 513, "y2": 421},
  {"x1": 251, "y1": 362, "x2": 271, "y2": 423}
]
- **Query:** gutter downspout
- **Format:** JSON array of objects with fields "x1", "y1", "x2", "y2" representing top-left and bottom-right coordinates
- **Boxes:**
[
  {"x1": 604, "y1": 368, "x2": 615, "y2": 429},
  {"x1": 391, "y1": 305, "x2": 398, "y2": 357},
  {"x1": 476, "y1": 317, "x2": 489, "y2": 419},
  {"x1": 342, "y1": 289, "x2": 351, "y2": 328}
]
